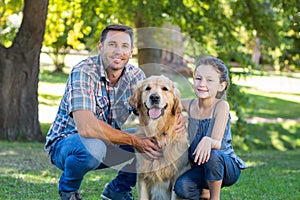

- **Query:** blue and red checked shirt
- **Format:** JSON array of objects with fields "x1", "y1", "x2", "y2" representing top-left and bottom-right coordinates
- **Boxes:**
[{"x1": 45, "y1": 55, "x2": 145, "y2": 154}]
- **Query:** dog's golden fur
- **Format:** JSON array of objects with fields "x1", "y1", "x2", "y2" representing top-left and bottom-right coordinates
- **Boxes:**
[{"x1": 129, "y1": 75, "x2": 190, "y2": 200}]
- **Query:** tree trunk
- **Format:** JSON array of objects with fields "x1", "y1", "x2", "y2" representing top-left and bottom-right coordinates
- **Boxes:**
[
  {"x1": 0, "y1": 0, "x2": 49, "y2": 141},
  {"x1": 251, "y1": 37, "x2": 261, "y2": 66},
  {"x1": 135, "y1": 11, "x2": 162, "y2": 77},
  {"x1": 160, "y1": 24, "x2": 192, "y2": 77},
  {"x1": 135, "y1": 14, "x2": 191, "y2": 77}
]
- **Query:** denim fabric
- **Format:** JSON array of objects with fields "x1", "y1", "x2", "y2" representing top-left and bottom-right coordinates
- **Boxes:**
[
  {"x1": 187, "y1": 99, "x2": 247, "y2": 170},
  {"x1": 50, "y1": 128, "x2": 137, "y2": 193},
  {"x1": 174, "y1": 150, "x2": 241, "y2": 200},
  {"x1": 107, "y1": 128, "x2": 137, "y2": 193},
  {"x1": 105, "y1": 143, "x2": 136, "y2": 193}
]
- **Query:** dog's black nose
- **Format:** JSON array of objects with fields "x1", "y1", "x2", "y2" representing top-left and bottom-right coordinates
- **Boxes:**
[{"x1": 150, "y1": 94, "x2": 160, "y2": 104}]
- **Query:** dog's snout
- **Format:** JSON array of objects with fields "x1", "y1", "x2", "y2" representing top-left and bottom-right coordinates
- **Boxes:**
[{"x1": 150, "y1": 94, "x2": 160, "y2": 104}]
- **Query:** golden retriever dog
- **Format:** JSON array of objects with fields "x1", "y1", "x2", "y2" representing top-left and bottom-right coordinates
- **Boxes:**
[{"x1": 129, "y1": 75, "x2": 190, "y2": 200}]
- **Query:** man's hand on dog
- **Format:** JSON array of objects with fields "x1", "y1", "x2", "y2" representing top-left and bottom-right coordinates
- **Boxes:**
[{"x1": 134, "y1": 137, "x2": 162, "y2": 160}]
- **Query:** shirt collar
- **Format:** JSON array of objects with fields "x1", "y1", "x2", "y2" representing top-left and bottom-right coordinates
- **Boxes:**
[{"x1": 97, "y1": 56, "x2": 107, "y2": 80}]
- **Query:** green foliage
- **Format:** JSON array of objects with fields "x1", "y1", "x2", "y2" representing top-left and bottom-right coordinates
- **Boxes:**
[
  {"x1": 1, "y1": 0, "x2": 299, "y2": 71},
  {"x1": 44, "y1": 0, "x2": 85, "y2": 49},
  {"x1": 0, "y1": 0, "x2": 23, "y2": 47},
  {"x1": 277, "y1": 2, "x2": 300, "y2": 71},
  {"x1": 43, "y1": 0, "x2": 87, "y2": 70}
]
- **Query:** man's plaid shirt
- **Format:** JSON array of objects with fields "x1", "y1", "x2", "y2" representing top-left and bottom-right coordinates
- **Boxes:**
[{"x1": 45, "y1": 55, "x2": 145, "y2": 154}]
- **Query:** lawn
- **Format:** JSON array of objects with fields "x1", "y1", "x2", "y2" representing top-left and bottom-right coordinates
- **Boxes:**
[
  {"x1": 0, "y1": 141, "x2": 299, "y2": 199},
  {"x1": 0, "y1": 67, "x2": 300, "y2": 199}
]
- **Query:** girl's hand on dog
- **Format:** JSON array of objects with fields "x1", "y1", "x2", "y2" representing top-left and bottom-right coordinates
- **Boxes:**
[{"x1": 175, "y1": 113, "x2": 186, "y2": 135}]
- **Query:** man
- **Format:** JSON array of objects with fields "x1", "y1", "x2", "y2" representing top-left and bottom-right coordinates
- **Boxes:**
[{"x1": 45, "y1": 24, "x2": 162, "y2": 200}]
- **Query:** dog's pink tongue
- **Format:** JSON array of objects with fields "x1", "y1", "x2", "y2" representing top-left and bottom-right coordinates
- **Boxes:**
[{"x1": 149, "y1": 108, "x2": 161, "y2": 119}]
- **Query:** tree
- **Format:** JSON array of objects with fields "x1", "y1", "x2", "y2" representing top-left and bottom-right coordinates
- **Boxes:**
[
  {"x1": 43, "y1": 0, "x2": 91, "y2": 72},
  {"x1": 0, "y1": 0, "x2": 48, "y2": 141},
  {"x1": 276, "y1": 0, "x2": 300, "y2": 71}
]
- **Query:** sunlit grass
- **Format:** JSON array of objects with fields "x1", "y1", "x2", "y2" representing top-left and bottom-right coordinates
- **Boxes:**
[
  {"x1": 240, "y1": 88, "x2": 300, "y2": 119},
  {"x1": 233, "y1": 122, "x2": 300, "y2": 150},
  {"x1": 39, "y1": 68, "x2": 69, "y2": 84},
  {"x1": 1, "y1": 141, "x2": 299, "y2": 199},
  {"x1": 245, "y1": 87, "x2": 300, "y2": 104},
  {"x1": 38, "y1": 93, "x2": 62, "y2": 107}
]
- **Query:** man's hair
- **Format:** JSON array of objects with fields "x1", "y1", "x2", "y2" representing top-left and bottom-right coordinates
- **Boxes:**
[{"x1": 100, "y1": 24, "x2": 134, "y2": 47}]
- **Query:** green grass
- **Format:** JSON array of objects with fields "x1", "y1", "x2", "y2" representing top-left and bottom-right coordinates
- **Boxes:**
[
  {"x1": 0, "y1": 141, "x2": 299, "y2": 199},
  {"x1": 39, "y1": 93, "x2": 62, "y2": 107},
  {"x1": 232, "y1": 122, "x2": 300, "y2": 151},
  {"x1": 222, "y1": 150, "x2": 300, "y2": 199},
  {"x1": 241, "y1": 88, "x2": 300, "y2": 119},
  {"x1": 39, "y1": 69, "x2": 69, "y2": 84}
]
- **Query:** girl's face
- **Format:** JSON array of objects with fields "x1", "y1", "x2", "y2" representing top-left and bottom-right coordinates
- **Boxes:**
[{"x1": 193, "y1": 64, "x2": 226, "y2": 99}]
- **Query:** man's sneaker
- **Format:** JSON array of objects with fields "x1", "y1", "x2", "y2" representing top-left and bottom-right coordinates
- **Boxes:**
[
  {"x1": 101, "y1": 183, "x2": 133, "y2": 200},
  {"x1": 59, "y1": 191, "x2": 82, "y2": 200}
]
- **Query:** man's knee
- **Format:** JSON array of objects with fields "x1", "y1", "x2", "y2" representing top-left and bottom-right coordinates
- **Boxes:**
[{"x1": 79, "y1": 136, "x2": 107, "y2": 163}]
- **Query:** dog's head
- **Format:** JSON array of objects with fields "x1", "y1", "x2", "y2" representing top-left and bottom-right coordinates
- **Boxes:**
[{"x1": 129, "y1": 75, "x2": 181, "y2": 125}]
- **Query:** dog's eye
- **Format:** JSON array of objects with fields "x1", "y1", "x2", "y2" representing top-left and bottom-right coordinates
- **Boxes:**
[
  {"x1": 145, "y1": 86, "x2": 151, "y2": 91},
  {"x1": 162, "y1": 87, "x2": 168, "y2": 91}
]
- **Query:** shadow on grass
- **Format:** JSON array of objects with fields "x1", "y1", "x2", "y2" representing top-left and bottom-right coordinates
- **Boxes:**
[
  {"x1": 223, "y1": 150, "x2": 300, "y2": 199},
  {"x1": 0, "y1": 175, "x2": 59, "y2": 199},
  {"x1": 232, "y1": 122, "x2": 300, "y2": 151},
  {"x1": 243, "y1": 91, "x2": 300, "y2": 119},
  {"x1": 0, "y1": 141, "x2": 132, "y2": 199},
  {"x1": 0, "y1": 169, "x2": 131, "y2": 199}
]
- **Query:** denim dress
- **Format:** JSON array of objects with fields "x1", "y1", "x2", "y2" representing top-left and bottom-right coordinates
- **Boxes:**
[{"x1": 188, "y1": 99, "x2": 247, "y2": 169}]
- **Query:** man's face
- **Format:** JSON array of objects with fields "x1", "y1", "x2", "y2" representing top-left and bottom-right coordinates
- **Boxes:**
[{"x1": 99, "y1": 30, "x2": 133, "y2": 71}]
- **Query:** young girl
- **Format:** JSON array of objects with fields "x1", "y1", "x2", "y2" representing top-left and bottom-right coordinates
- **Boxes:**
[{"x1": 174, "y1": 56, "x2": 247, "y2": 200}]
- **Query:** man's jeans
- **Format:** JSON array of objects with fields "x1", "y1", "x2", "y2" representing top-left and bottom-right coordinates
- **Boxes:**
[
  {"x1": 174, "y1": 150, "x2": 241, "y2": 200},
  {"x1": 50, "y1": 129, "x2": 136, "y2": 193}
]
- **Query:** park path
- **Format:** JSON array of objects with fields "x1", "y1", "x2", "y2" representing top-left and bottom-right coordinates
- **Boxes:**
[{"x1": 245, "y1": 117, "x2": 300, "y2": 124}]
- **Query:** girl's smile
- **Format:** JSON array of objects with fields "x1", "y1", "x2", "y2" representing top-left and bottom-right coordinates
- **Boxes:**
[{"x1": 193, "y1": 64, "x2": 223, "y2": 100}]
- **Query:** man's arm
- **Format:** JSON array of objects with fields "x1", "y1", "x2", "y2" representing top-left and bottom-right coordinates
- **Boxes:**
[{"x1": 73, "y1": 110, "x2": 161, "y2": 159}]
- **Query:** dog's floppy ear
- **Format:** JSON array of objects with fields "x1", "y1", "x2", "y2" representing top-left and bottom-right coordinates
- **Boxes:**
[
  {"x1": 171, "y1": 85, "x2": 182, "y2": 116},
  {"x1": 129, "y1": 81, "x2": 142, "y2": 115}
]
